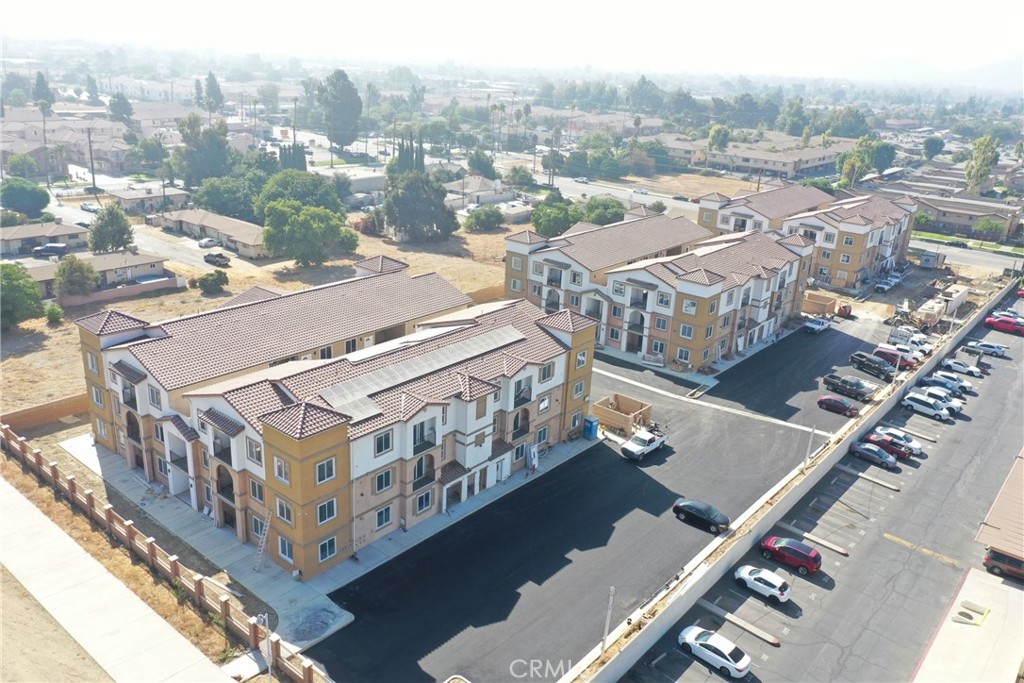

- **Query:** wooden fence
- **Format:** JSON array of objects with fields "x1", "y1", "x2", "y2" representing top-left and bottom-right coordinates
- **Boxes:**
[{"x1": 0, "y1": 423, "x2": 331, "y2": 683}]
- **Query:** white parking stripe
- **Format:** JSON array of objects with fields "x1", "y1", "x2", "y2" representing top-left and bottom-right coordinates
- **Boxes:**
[{"x1": 595, "y1": 368, "x2": 824, "y2": 434}]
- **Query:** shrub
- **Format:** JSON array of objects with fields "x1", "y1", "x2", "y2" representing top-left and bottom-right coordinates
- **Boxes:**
[
  {"x1": 44, "y1": 302, "x2": 64, "y2": 325},
  {"x1": 198, "y1": 270, "x2": 229, "y2": 294},
  {"x1": 337, "y1": 227, "x2": 359, "y2": 252}
]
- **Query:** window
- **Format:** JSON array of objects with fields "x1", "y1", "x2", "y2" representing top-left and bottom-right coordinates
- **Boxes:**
[
  {"x1": 317, "y1": 498, "x2": 337, "y2": 525},
  {"x1": 246, "y1": 439, "x2": 263, "y2": 466},
  {"x1": 576, "y1": 350, "x2": 588, "y2": 368},
  {"x1": 705, "y1": 325, "x2": 714, "y2": 339},
  {"x1": 319, "y1": 346, "x2": 333, "y2": 360},
  {"x1": 109, "y1": 370, "x2": 119, "y2": 385},
  {"x1": 443, "y1": 405, "x2": 449, "y2": 422},
  {"x1": 840, "y1": 254, "x2": 851, "y2": 264},
  {"x1": 87, "y1": 352, "x2": 98, "y2": 374},
  {"x1": 375, "y1": 469, "x2": 392, "y2": 493},
  {"x1": 824, "y1": 232, "x2": 836, "y2": 244},
  {"x1": 416, "y1": 491, "x2": 433, "y2": 514},
  {"x1": 345, "y1": 339, "x2": 357, "y2": 354},
  {"x1": 249, "y1": 480, "x2": 264, "y2": 503},
  {"x1": 476, "y1": 397, "x2": 487, "y2": 419},
  {"x1": 91, "y1": 385, "x2": 104, "y2": 407},
  {"x1": 153, "y1": 423, "x2": 165, "y2": 443},
  {"x1": 843, "y1": 236, "x2": 855, "y2": 247},
  {"x1": 571, "y1": 411, "x2": 582, "y2": 428},
  {"x1": 611, "y1": 305, "x2": 623, "y2": 318},
  {"x1": 540, "y1": 362, "x2": 554, "y2": 382},
  {"x1": 510, "y1": 278, "x2": 522, "y2": 292},
  {"x1": 612, "y1": 281, "x2": 625, "y2": 296},
  {"x1": 319, "y1": 537, "x2": 337, "y2": 562},
  {"x1": 657, "y1": 292, "x2": 671, "y2": 307},
  {"x1": 753, "y1": 220, "x2": 763, "y2": 231},
  {"x1": 702, "y1": 211, "x2": 713, "y2": 222},
  {"x1": 531, "y1": 283, "x2": 542, "y2": 297},
  {"x1": 569, "y1": 294, "x2": 580, "y2": 307},
  {"x1": 97, "y1": 420, "x2": 108, "y2": 439},
  {"x1": 679, "y1": 324, "x2": 694, "y2": 339},
  {"x1": 199, "y1": 421, "x2": 207, "y2": 433},
  {"x1": 570, "y1": 270, "x2": 583, "y2": 285},
  {"x1": 538, "y1": 395, "x2": 550, "y2": 413},
  {"x1": 204, "y1": 484, "x2": 213, "y2": 505},
  {"x1": 719, "y1": 214, "x2": 729, "y2": 225},
  {"x1": 817, "y1": 266, "x2": 829, "y2": 276},
  {"x1": 652, "y1": 340, "x2": 666, "y2": 354},
  {"x1": 252, "y1": 516, "x2": 266, "y2": 538},
  {"x1": 375, "y1": 506, "x2": 392, "y2": 530},
  {"x1": 821, "y1": 250, "x2": 832, "y2": 260},
  {"x1": 316, "y1": 457, "x2": 336, "y2": 484},
  {"x1": 537, "y1": 426, "x2": 549, "y2": 444},
  {"x1": 514, "y1": 444, "x2": 526, "y2": 461},
  {"x1": 709, "y1": 300, "x2": 717, "y2": 314},
  {"x1": 274, "y1": 457, "x2": 290, "y2": 484},
  {"x1": 375, "y1": 431, "x2": 393, "y2": 456},
  {"x1": 278, "y1": 537, "x2": 293, "y2": 563},
  {"x1": 157, "y1": 458, "x2": 169, "y2": 476},
  {"x1": 201, "y1": 448, "x2": 210, "y2": 469},
  {"x1": 532, "y1": 261, "x2": 544, "y2": 275},
  {"x1": 726, "y1": 291, "x2": 735, "y2": 306},
  {"x1": 722, "y1": 314, "x2": 732, "y2": 328},
  {"x1": 511, "y1": 255, "x2": 522, "y2": 270},
  {"x1": 573, "y1": 380, "x2": 585, "y2": 399},
  {"x1": 276, "y1": 498, "x2": 293, "y2": 525},
  {"x1": 682, "y1": 299, "x2": 697, "y2": 315},
  {"x1": 676, "y1": 348, "x2": 690, "y2": 363},
  {"x1": 655, "y1": 317, "x2": 668, "y2": 331},
  {"x1": 609, "y1": 327, "x2": 621, "y2": 341},
  {"x1": 702, "y1": 348, "x2": 711, "y2": 362}
]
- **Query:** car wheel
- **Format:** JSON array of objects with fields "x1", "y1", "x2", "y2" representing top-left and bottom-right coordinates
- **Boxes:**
[
  {"x1": 932, "y1": 413, "x2": 944, "y2": 421},
  {"x1": 735, "y1": 577, "x2": 747, "y2": 588},
  {"x1": 972, "y1": 371, "x2": 982, "y2": 377},
  {"x1": 676, "y1": 512, "x2": 687, "y2": 522},
  {"x1": 709, "y1": 524, "x2": 720, "y2": 534},
  {"x1": 768, "y1": 594, "x2": 780, "y2": 605},
  {"x1": 797, "y1": 565, "x2": 809, "y2": 576},
  {"x1": 719, "y1": 666, "x2": 731, "y2": 678},
  {"x1": 680, "y1": 643, "x2": 692, "y2": 654},
  {"x1": 761, "y1": 549, "x2": 773, "y2": 560},
  {"x1": 988, "y1": 566, "x2": 1003, "y2": 576},
  {"x1": 637, "y1": 452, "x2": 644, "y2": 462}
]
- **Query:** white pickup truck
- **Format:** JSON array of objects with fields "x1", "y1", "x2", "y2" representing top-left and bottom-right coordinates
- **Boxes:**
[
  {"x1": 620, "y1": 425, "x2": 668, "y2": 462},
  {"x1": 804, "y1": 317, "x2": 832, "y2": 334}
]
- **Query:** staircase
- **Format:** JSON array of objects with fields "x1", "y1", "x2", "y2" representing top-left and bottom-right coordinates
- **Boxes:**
[{"x1": 253, "y1": 510, "x2": 273, "y2": 571}]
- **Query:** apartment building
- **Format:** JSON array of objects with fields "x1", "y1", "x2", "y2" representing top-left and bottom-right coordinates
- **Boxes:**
[
  {"x1": 696, "y1": 182, "x2": 835, "y2": 236},
  {"x1": 75, "y1": 262, "x2": 472, "y2": 510},
  {"x1": 870, "y1": 188, "x2": 1020, "y2": 240},
  {"x1": 598, "y1": 231, "x2": 814, "y2": 368},
  {"x1": 503, "y1": 213, "x2": 713, "y2": 347},
  {"x1": 780, "y1": 194, "x2": 917, "y2": 290}
]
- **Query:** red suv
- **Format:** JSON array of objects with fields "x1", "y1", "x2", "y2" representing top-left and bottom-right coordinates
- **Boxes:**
[
  {"x1": 984, "y1": 316, "x2": 1024, "y2": 335},
  {"x1": 863, "y1": 433, "x2": 913, "y2": 460},
  {"x1": 760, "y1": 536, "x2": 822, "y2": 576},
  {"x1": 872, "y1": 349, "x2": 916, "y2": 369}
]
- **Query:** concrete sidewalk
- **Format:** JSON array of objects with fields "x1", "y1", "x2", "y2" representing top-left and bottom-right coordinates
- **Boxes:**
[{"x1": 0, "y1": 477, "x2": 232, "y2": 683}]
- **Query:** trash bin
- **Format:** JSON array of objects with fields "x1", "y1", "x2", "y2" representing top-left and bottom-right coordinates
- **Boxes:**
[{"x1": 583, "y1": 416, "x2": 600, "y2": 440}]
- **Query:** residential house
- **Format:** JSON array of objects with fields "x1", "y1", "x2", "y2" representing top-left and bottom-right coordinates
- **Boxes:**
[
  {"x1": 696, "y1": 182, "x2": 835, "y2": 236},
  {"x1": 160, "y1": 209, "x2": 267, "y2": 258},
  {"x1": 503, "y1": 213, "x2": 713, "y2": 346},
  {"x1": 444, "y1": 175, "x2": 516, "y2": 209},
  {"x1": 109, "y1": 186, "x2": 190, "y2": 214},
  {"x1": 0, "y1": 221, "x2": 90, "y2": 256},
  {"x1": 870, "y1": 188, "x2": 1020, "y2": 240},
  {"x1": 26, "y1": 250, "x2": 168, "y2": 299}
]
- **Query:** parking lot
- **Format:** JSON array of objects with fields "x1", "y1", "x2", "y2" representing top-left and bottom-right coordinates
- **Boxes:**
[{"x1": 620, "y1": 296, "x2": 1023, "y2": 683}]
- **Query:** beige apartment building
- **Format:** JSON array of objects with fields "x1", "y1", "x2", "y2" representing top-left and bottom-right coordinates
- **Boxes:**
[{"x1": 696, "y1": 181, "x2": 835, "y2": 236}]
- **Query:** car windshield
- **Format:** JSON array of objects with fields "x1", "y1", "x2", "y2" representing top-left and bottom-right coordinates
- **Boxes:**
[
  {"x1": 728, "y1": 646, "x2": 745, "y2": 663},
  {"x1": 695, "y1": 630, "x2": 712, "y2": 643},
  {"x1": 628, "y1": 435, "x2": 647, "y2": 446}
]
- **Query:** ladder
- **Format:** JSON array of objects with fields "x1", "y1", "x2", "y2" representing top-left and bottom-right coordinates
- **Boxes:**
[{"x1": 253, "y1": 510, "x2": 273, "y2": 571}]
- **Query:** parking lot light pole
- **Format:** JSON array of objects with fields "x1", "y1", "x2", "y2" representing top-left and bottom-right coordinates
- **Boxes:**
[
  {"x1": 802, "y1": 426, "x2": 816, "y2": 474},
  {"x1": 601, "y1": 586, "x2": 616, "y2": 652},
  {"x1": 257, "y1": 613, "x2": 274, "y2": 683}
]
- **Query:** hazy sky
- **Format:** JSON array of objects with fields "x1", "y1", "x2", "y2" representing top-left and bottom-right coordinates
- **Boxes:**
[{"x1": 4, "y1": 0, "x2": 1023, "y2": 87}]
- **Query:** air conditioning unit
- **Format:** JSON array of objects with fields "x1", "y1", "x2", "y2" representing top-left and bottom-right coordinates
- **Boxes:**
[{"x1": 291, "y1": 569, "x2": 302, "y2": 580}]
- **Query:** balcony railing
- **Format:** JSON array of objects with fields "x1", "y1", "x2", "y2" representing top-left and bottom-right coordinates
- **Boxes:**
[
  {"x1": 513, "y1": 388, "x2": 532, "y2": 408},
  {"x1": 216, "y1": 484, "x2": 234, "y2": 504},
  {"x1": 629, "y1": 296, "x2": 648, "y2": 309},
  {"x1": 584, "y1": 306, "x2": 602, "y2": 319},
  {"x1": 737, "y1": 319, "x2": 748, "y2": 330},
  {"x1": 546, "y1": 274, "x2": 562, "y2": 287},
  {"x1": 213, "y1": 443, "x2": 232, "y2": 465},
  {"x1": 511, "y1": 426, "x2": 530, "y2": 440},
  {"x1": 413, "y1": 437, "x2": 436, "y2": 456},
  {"x1": 122, "y1": 389, "x2": 138, "y2": 410},
  {"x1": 412, "y1": 470, "x2": 436, "y2": 492},
  {"x1": 170, "y1": 452, "x2": 188, "y2": 472},
  {"x1": 627, "y1": 320, "x2": 645, "y2": 333}
]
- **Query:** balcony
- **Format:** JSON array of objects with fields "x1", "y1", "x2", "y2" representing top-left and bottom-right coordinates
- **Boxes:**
[
  {"x1": 216, "y1": 483, "x2": 235, "y2": 504},
  {"x1": 170, "y1": 451, "x2": 188, "y2": 472},
  {"x1": 737, "y1": 319, "x2": 748, "y2": 330},
  {"x1": 626, "y1": 320, "x2": 645, "y2": 333},
  {"x1": 212, "y1": 437, "x2": 232, "y2": 465},
  {"x1": 546, "y1": 273, "x2": 562, "y2": 288},
  {"x1": 413, "y1": 436, "x2": 436, "y2": 456},
  {"x1": 629, "y1": 294, "x2": 649, "y2": 309},
  {"x1": 412, "y1": 469, "x2": 436, "y2": 492},
  {"x1": 513, "y1": 386, "x2": 533, "y2": 408},
  {"x1": 121, "y1": 388, "x2": 138, "y2": 411},
  {"x1": 584, "y1": 304, "x2": 602, "y2": 319}
]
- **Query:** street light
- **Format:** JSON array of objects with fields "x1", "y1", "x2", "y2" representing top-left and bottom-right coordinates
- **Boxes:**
[{"x1": 256, "y1": 613, "x2": 274, "y2": 683}]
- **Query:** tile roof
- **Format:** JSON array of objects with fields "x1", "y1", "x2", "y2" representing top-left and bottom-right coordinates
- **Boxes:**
[
  {"x1": 1, "y1": 222, "x2": 90, "y2": 241},
  {"x1": 353, "y1": 255, "x2": 409, "y2": 275},
  {"x1": 157, "y1": 414, "x2": 200, "y2": 441},
  {"x1": 786, "y1": 194, "x2": 911, "y2": 228},
  {"x1": 116, "y1": 270, "x2": 472, "y2": 391},
  {"x1": 76, "y1": 310, "x2": 150, "y2": 336},
  {"x1": 440, "y1": 460, "x2": 468, "y2": 485},
  {"x1": 198, "y1": 407, "x2": 245, "y2": 436},
  {"x1": 724, "y1": 184, "x2": 833, "y2": 220},
  {"x1": 110, "y1": 360, "x2": 147, "y2": 384},
  {"x1": 537, "y1": 309, "x2": 599, "y2": 334},
  {"x1": 220, "y1": 286, "x2": 283, "y2": 308},
  {"x1": 778, "y1": 234, "x2": 815, "y2": 247},
  {"x1": 260, "y1": 402, "x2": 351, "y2": 440},
  {"x1": 505, "y1": 230, "x2": 548, "y2": 245},
  {"x1": 161, "y1": 209, "x2": 263, "y2": 246}
]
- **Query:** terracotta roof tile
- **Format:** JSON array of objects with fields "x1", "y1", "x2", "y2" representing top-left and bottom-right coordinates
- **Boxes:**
[
  {"x1": 221, "y1": 286, "x2": 282, "y2": 308},
  {"x1": 353, "y1": 255, "x2": 409, "y2": 274},
  {"x1": 110, "y1": 360, "x2": 147, "y2": 384},
  {"x1": 537, "y1": 309, "x2": 599, "y2": 334},
  {"x1": 505, "y1": 230, "x2": 548, "y2": 244},
  {"x1": 260, "y1": 402, "x2": 350, "y2": 439},
  {"x1": 440, "y1": 460, "x2": 468, "y2": 485},
  {"x1": 198, "y1": 407, "x2": 245, "y2": 436},
  {"x1": 76, "y1": 310, "x2": 150, "y2": 336},
  {"x1": 157, "y1": 414, "x2": 200, "y2": 441},
  {"x1": 545, "y1": 214, "x2": 711, "y2": 272}
]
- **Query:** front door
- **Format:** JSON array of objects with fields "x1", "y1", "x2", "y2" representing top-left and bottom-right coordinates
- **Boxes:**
[{"x1": 496, "y1": 459, "x2": 506, "y2": 482}]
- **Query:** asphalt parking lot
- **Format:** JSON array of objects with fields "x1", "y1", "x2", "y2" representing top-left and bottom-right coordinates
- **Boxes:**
[{"x1": 621, "y1": 303, "x2": 1023, "y2": 683}]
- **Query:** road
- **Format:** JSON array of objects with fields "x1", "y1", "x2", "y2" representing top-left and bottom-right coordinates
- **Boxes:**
[{"x1": 909, "y1": 239, "x2": 1023, "y2": 271}]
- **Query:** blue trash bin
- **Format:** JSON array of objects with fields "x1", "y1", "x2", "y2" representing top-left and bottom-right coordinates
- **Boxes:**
[{"x1": 583, "y1": 416, "x2": 600, "y2": 440}]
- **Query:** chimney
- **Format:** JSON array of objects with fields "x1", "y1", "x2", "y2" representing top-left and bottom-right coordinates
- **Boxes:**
[{"x1": 54, "y1": 217, "x2": 63, "y2": 224}]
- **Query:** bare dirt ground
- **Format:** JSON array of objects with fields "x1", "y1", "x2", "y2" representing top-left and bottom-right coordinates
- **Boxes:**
[{"x1": 1, "y1": 565, "x2": 113, "y2": 683}]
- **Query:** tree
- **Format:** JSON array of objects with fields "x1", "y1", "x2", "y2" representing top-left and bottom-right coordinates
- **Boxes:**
[
  {"x1": 53, "y1": 255, "x2": 100, "y2": 297},
  {"x1": 869, "y1": 141, "x2": 897, "y2": 174},
  {"x1": 32, "y1": 71, "x2": 53, "y2": 103},
  {"x1": 383, "y1": 171, "x2": 459, "y2": 243},
  {"x1": 204, "y1": 72, "x2": 224, "y2": 121},
  {"x1": 912, "y1": 211, "x2": 933, "y2": 228},
  {"x1": 575, "y1": 196, "x2": 624, "y2": 225},
  {"x1": 86, "y1": 75, "x2": 100, "y2": 104},
  {"x1": 707, "y1": 124, "x2": 730, "y2": 153},
  {"x1": 253, "y1": 170, "x2": 342, "y2": 222},
  {"x1": 193, "y1": 79, "x2": 205, "y2": 109},
  {"x1": 463, "y1": 205, "x2": 503, "y2": 232},
  {"x1": 531, "y1": 202, "x2": 572, "y2": 237},
  {"x1": 195, "y1": 173, "x2": 265, "y2": 223},
  {"x1": 172, "y1": 114, "x2": 231, "y2": 188},
  {"x1": 1014, "y1": 140, "x2": 1024, "y2": 162},
  {"x1": 198, "y1": 269, "x2": 229, "y2": 294},
  {"x1": 7, "y1": 154, "x2": 39, "y2": 178},
  {"x1": 649, "y1": 200, "x2": 667, "y2": 214},
  {"x1": 262, "y1": 199, "x2": 348, "y2": 266},
  {"x1": 965, "y1": 135, "x2": 999, "y2": 193},
  {"x1": 467, "y1": 149, "x2": 497, "y2": 179},
  {"x1": 0, "y1": 263, "x2": 44, "y2": 331},
  {"x1": 318, "y1": 69, "x2": 362, "y2": 157},
  {"x1": 923, "y1": 136, "x2": 945, "y2": 160},
  {"x1": 108, "y1": 93, "x2": 134, "y2": 126},
  {"x1": 973, "y1": 217, "x2": 1006, "y2": 241},
  {"x1": 0, "y1": 177, "x2": 49, "y2": 217},
  {"x1": 256, "y1": 83, "x2": 280, "y2": 114},
  {"x1": 88, "y1": 205, "x2": 134, "y2": 252},
  {"x1": 505, "y1": 165, "x2": 534, "y2": 189}
]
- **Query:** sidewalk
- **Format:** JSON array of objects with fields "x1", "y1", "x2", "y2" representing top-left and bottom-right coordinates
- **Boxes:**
[{"x1": 0, "y1": 477, "x2": 232, "y2": 683}]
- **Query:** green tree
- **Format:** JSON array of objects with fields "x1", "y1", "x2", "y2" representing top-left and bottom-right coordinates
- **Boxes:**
[
  {"x1": 204, "y1": 71, "x2": 224, "y2": 121},
  {"x1": 923, "y1": 137, "x2": 945, "y2": 160},
  {"x1": 505, "y1": 165, "x2": 534, "y2": 189},
  {"x1": 198, "y1": 269, "x2": 229, "y2": 294},
  {"x1": 336, "y1": 226, "x2": 359, "y2": 252},
  {"x1": 193, "y1": 78, "x2": 205, "y2": 109},
  {"x1": 383, "y1": 171, "x2": 459, "y2": 243},
  {"x1": 7, "y1": 154, "x2": 39, "y2": 178},
  {"x1": 88, "y1": 205, "x2": 134, "y2": 252},
  {"x1": 531, "y1": 202, "x2": 573, "y2": 237},
  {"x1": 5, "y1": 88, "x2": 28, "y2": 107},
  {"x1": 0, "y1": 263, "x2": 44, "y2": 331},
  {"x1": 576, "y1": 196, "x2": 624, "y2": 225},
  {"x1": 463, "y1": 205, "x2": 503, "y2": 232},
  {"x1": 172, "y1": 114, "x2": 231, "y2": 188},
  {"x1": 108, "y1": 92, "x2": 134, "y2": 125},
  {"x1": 318, "y1": 69, "x2": 362, "y2": 158},
  {"x1": 972, "y1": 217, "x2": 1006, "y2": 240},
  {"x1": 32, "y1": 71, "x2": 53, "y2": 103},
  {"x1": 0, "y1": 177, "x2": 49, "y2": 217},
  {"x1": 707, "y1": 124, "x2": 730, "y2": 152},
  {"x1": 86, "y1": 75, "x2": 100, "y2": 104},
  {"x1": 870, "y1": 141, "x2": 897, "y2": 174},
  {"x1": 195, "y1": 173, "x2": 264, "y2": 223},
  {"x1": 1014, "y1": 140, "x2": 1024, "y2": 162},
  {"x1": 44, "y1": 302, "x2": 64, "y2": 325},
  {"x1": 262, "y1": 200, "x2": 347, "y2": 266},
  {"x1": 467, "y1": 149, "x2": 497, "y2": 179},
  {"x1": 53, "y1": 255, "x2": 100, "y2": 297},
  {"x1": 649, "y1": 200, "x2": 667, "y2": 213},
  {"x1": 137, "y1": 136, "x2": 168, "y2": 165},
  {"x1": 965, "y1": 135, "x2": 999, "y2": 193},
  {"x1": 253, "y1": 169, "x2": 342, "y2": 222}
]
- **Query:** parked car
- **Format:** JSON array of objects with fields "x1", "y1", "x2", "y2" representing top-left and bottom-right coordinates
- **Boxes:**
[
  {"x1": 804, "y1": 317, "x2": 832, "y2": 334},
  {"x1": 197, "y1": 237, "x2": 218, "y2": 248},
  {"x1": 990, "y1": 310, "x2": 1024, "y2": 323},
  {"x1": 31, "y1": 243, "x2": 69, "y2": 257},
  {"x1": 966, "y1": 341, "x2": 1006, "y2": 357},
  {"x1": 203, "y1": 252, "x2": 231, "y2": 267},
  {"x1": 672, "y1": 497, "x2": 730, "y2": 534},
  {"x1": 918, "y1": 375, "x2": 967, "y2": 398},
  {"x1": 948, "y1": 240, "x2": 969, "y2": 248},
  {"x1": 850, "y1": 442, "x2": 897, "y2": 469},
  {"x1": 849, "y1": 351, "x2": 896, "y2": 381},
  {"x1": 919, "y1": 386, "x2": 964, "y2": 413},
  {"x1": 633, "y1": 187, "x2": 648, "y2": 194},
  {"x1": 873, "y1": 426, "x2": 923, "y2": 455},
  {"x1": 74, "y1": 220, "x2": 91, "y2": 228},
  {"x1": 863, "y1": 433, "x2": 913, "y2": 459},
  {"x1": 817, "y1": 395, "x2": 859, "y2": 417},
  {"x1": 873, "y1": 349, "x2": 916, "y2": 370},
  {"x1": 677, "y1": 626, "x2": 751, "y2": 679},
  {"x1": 760, "y1": 535, "x2": 822, "y2": 575},
  {"x1": 984, "y1": 316, "x2": 1024, "y2": 335},
  {"x1": 734, "y1": 565, "x2": 790, "y2": 604},
  {"x1": 902, "y1": 392, "x2": 951, "y2": 421},
  {"x1": 931, "y1": 370, "x2": 974, "y2": 393},
  {"x1": 941, "y1": 358, "x2": 983, "y2": 377},
  {"x1": 573, "y1": 177, "x2": 590, "y2": 183},
  {"x1": 80, "y1": 202, "x2": 101, "y2": 213},
  {"x1": 983, "y1": 546, "x2": 1024, "y2": 580},
  {"x1": 874, "y1": 279, "x2": 896, "y2": 293},
  {"x1": 672, "y1": 194, "x2": 689, "y2": 202}
]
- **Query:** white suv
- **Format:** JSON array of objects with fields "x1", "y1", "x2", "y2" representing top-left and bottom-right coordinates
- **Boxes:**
[
  {"x1": 902, "y1": 392, "x2": 951, "y2": 421},
  {"x1": 932, "y1": 370, "x2": 973, "y2": 393},
  {"x1": 919, "y1": 387, "x2": 963, "y2": 414}
]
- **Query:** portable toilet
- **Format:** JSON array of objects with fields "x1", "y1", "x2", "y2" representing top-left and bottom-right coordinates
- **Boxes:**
[{"x1": 583, "y1": 416, "x2": 600, "y2": 440}]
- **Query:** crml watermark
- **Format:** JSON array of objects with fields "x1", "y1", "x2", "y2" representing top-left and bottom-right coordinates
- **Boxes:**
[{"x1": 509, "y1": 659, "x2": 574, "y2": 679}]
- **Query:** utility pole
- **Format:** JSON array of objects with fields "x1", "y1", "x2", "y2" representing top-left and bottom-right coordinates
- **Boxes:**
[
  {"x1": 39, "y1": 102, "x2": 51, "y2": 189},
  {"x1": 86, "y1": 127, "x2": 98, "y2": 200}
]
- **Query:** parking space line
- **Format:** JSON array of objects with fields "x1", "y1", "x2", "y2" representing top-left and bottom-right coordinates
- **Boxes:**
[
  {"x1": 594, "y1": 368, "x2": 823, "y2": 434},
  {"x1": 696, "y1": 599, "x2": 781, "y2": 647},
  {"x1": 879, "y1": 421, "x2": 939, "y2": 443},
  {"x1": 778, "y1": 522, "x2": 850, "y2": 556},
  {"x1": 882, "y1": 533, "x2": 960, "y2": 567},
  {"x1": 834, "y1": 464, "x2": 901, "y2": 491}
]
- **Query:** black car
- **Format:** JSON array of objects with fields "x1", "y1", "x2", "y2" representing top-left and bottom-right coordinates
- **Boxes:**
[
  {"x1": 204, "y1": 252, "x2": 231, "y2": 267},
  {"x1": 917, "y1": 375, "x2": 966, "y2": 398},
  {"x1": 948, "y1": 240, "x2": 970, "y2": 248},
  {"x1": 672, "y1": 497, "x2": 730, "y2": 534},
  {"x1": 849, "y1": 351, "x2": 896, "y2": 382}
]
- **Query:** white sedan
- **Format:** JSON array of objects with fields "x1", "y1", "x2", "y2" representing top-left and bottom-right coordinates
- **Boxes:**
[
  {"x1": 873, "y1": 427, "x2": 922, "y2": 455},
  {"x1": 941, "y1": 358, "x2": 983, "y2": 377},
  {"x1": 966, "y1": 341, "x2": 1006, "y2": 357},
  {"x1": 678, "y1": 626, "x2": 751, "y2": 679},
  {"x1": 197, "y1": 237, "x2": 218, "y2": 248},
  {"x1": 734, "y1": 565, "x2": 790, "y2": 603},
  {"x1": 933, "y1": 370, "x2": 973, "y2": 393}
]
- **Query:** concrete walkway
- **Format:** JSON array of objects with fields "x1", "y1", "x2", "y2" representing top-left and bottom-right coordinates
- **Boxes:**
[{"x1": 0, "y1": 477, "x2": 232, "y2": 683}]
